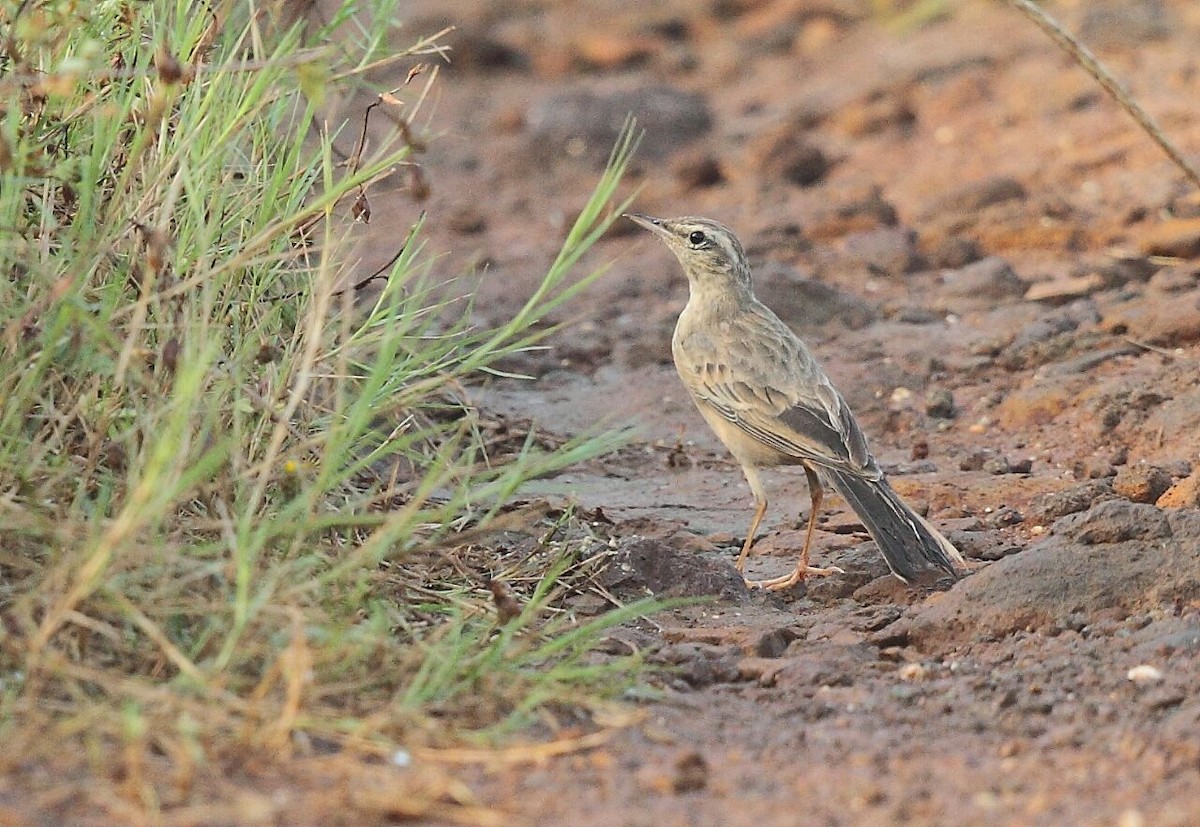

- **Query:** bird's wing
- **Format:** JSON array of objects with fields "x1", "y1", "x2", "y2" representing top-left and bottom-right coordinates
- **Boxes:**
[{"x1": 692, "y1": 359, "x2": 879, "y2": 478}]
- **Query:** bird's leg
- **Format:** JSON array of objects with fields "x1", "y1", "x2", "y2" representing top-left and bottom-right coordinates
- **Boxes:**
[
  {"x1": 755, "y1": 466, "x2": 842, "y2": 591},
  {"x1": 735, "y1": 497, "x2": 768, "y2": 573}
]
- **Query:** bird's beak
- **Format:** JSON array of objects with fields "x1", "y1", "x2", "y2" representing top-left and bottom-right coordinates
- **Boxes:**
[{"x1": 624, "y1": 212, "x2": 671, "y2": 240}]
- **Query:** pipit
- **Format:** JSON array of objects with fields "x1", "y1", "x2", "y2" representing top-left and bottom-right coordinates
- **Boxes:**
[{"x1": 627, "y1": 213, "x2": 966, "y2": 590}]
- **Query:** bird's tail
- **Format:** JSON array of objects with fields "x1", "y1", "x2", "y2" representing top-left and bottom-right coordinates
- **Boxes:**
[{"x1": 824, "y1": 470, "x2": 966, "y2": 583}]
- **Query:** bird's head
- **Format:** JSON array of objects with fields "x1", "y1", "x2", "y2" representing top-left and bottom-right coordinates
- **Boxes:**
[{"x1": 625, "y1": 213, "x2": 752, "y2": 294}]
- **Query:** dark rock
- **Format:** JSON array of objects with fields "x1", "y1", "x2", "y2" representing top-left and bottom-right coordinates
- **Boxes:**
[
  {"x1": 671, "y1": 751, "x2": 709, "y2": 793},
  {"x1": 1051, "y1": 500, "x2": 1171, "y2": 545},
  {"x1": 838, "y1": 227, "x2": 924, "y2": 276},
  {"x1": 771, "y1": 641, "x2": 878, "y2": 689},
  {"x1": 1100, "y1": 290, "x2": 1200, "y2": 347},
  {"x1": 939, "y1": 256, "x2": 1027, "y2": 309},
  {"x1": 1011, "y1": 314, "x2": 1081, "y2": 350},
  {"x1": 1073, "y1": 457, "x2": 1117, "y2": 480},
  {"x1": 893, "y1": 306, "x2": 942, "y2": 324},
  {"x1": 446, "y1": 27, "x2": 528, "y2": 72},
  {"x1": 754, "y1": 262, "x2": 877, "y2": 330},
  {"x1": 982, "y1": 456, "x2": 1012, "y2": 475},
  {"x1": 527, "y1": 84, "x2": 712, "y2": 166},
  {"x1": 655, "y1": 642, "x2": 743, "y2": 688},
  {"x1": 923, "y1": 176, "x2": 1026, "y2": 218},
  {"x1": 673, "y1": 151, "x2": 724, "y2": 189},
  {"x1": 754, "y1": 627, "x2": 800, "y2": 658},
  {"x1": 1079, "y1": 0, "x2": 1169, "y2": 49},
  {"x1": 447, "y1": 206, "x2": 486, "y2": 235},
  {"x1": 928, "y1": 236, "x2": 982, "y2": 269},
  {"x1": 807, "y1": 187, "x2": 898, "y2": 240},
  {"x1": 948, "y1": 529, "x2": 1023, "y2": 561},
  {"x1": 1147, "y1": 263, "x2": 1200, "y2": 294},
  {"x1": 984, "y1": 507, "x2": 1023, "y2": 528},
  {"x1": 959, "y1": 450, "x2": 989, "y2": 472},
  {"x1": 602, "y1": 537, "x2": 749, "y2": 602},
  {"x1": 1041, "y1": 343, "x2": 1140, "y2": 377},
  {"x1": 1113, "y1": 464, "x2": 1173, "y2": 504},
  {"x1": 747, "y1": 126, "x2": 831, "y2": 187},
  {"x1": 906, "y1": 501, "x2": 1200, "y2": 651}
]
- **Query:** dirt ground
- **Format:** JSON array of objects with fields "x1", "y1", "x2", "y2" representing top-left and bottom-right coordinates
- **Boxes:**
[{"x1": 344, "y1": 1, "x2": 1200, "y2": 824}]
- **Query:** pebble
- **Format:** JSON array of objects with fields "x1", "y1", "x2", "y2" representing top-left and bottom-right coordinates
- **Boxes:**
[
  {"x1": 1125, "y1": 664, "x2": 1164, "y2": 685},
  {"x1": 939, "y1": 256, "x2": 1027, "y2": 304},
  {"x1": 922, "y1": 175, "x2": 1026, "y2": 218},
  {"x1": 1112, "y1": 464, "x2": 1172, "y2": 504},
  {"x1": 1136, "y1": 216, "x2": 1200, "y2": 258},
  {"x1": 1023, "y1": 274, "x2": 1107, "y2": 304},
  {"x1": 924, "y1": 387, "x2": 955, "y2": 419},
  {"x1": 928, "y1": 236, "x2": 982, "y2": 269}
]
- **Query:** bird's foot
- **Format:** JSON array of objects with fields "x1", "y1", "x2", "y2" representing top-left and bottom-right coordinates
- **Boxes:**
[{"x1": 745, "y1": 565, "x2": 844, "y2": 592}]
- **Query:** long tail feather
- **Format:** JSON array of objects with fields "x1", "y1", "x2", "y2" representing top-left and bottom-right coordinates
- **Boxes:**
[{"x1": 825, "y1": 470, "x2": 965, "y2": 582}]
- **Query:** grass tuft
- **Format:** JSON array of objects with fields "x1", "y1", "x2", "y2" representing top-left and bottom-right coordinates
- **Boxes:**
[{"x1": 0, "y1": 1, "x2": 647, "y2": 819}]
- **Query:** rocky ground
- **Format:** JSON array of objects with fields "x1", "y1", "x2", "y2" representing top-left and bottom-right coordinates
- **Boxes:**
[{"x1": 338, "y1": 0, "x2": 1200, "y2": 823}]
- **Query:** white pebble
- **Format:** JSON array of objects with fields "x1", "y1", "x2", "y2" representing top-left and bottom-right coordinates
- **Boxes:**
[{"x1": 1126, "y1": 665, "x2": 1163, "y2": 685}]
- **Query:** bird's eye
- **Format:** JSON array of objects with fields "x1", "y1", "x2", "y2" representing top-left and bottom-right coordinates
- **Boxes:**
[{"x1": 688, "y1": 230, "x2": 707, "y2": 247}]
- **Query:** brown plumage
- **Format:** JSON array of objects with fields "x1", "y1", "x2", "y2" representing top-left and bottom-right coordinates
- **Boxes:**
[{"x1": 627, "y1": 213, "x2": 966, "y2": 590}]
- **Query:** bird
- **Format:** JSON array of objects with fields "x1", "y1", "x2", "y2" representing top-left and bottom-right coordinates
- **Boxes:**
[{"x1": 626, "y1": 213, "x2": 967, "y2": 591}]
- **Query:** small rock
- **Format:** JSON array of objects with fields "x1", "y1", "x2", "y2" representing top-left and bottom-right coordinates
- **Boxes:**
[
  {"x1": 572, "y1": 32, "x2": 657, "y2": 70},
  {"x1": 447, "y1": 206, "x2": 486, "y2": 235},
  {"x1": 894, "y1": 306, "x2": 942, "y2": 324},
  {"x1": 838, "y1": 227, "x2": 923, "y2": 276},
  {"x1": 927, "y1": 236, "x2": 982, "y2": 269},
  {"x1": 1009, "y1": 458, "x2": 1033, "y2": 474},
  {"x1": 940, "y1": 256, "x2": 1027, "y2": 306},
  {"x1": 984, "y1": 507, "x2": 1024, "y2": 528},
  {"x1": 807, "y1": 187, "x2": 898, "y2": 240},
  {"x1": 1010, "y1": 313, "x2": 1081, "y2": 350},
  {"x1": 923, "y1": 175, "x2": 1026, "y2": 218},
  {"x1": 673, "y1": 151, "x2": 724, "y2": 190},
  {"x1": 446, "y1": 27, "x2": 527, "y2": 73},
  {"x1": 746, "y1": 126, "x2": 831, "y2": 187},
  {"x1": 959, "y1": 450, "x2": 989, "y2": 472},
  {"x1": 982, "y1": 456, "x2": 1012, "y2": 475},
  {"x1": 1113, "y1": 464, "x2": 1173, "y2": 504},
  {"x1": 1074, "y1": 457, "x2": 1117, "y2": 480},
  {"x1": 1079, "y1": 1, "x2": 1169, "y2": 49},
  {"x1": 1024, "y1": 274, "x2": 1107, "y2": 304},
  {"x1": 602, "y1": 538, "x2": 748, "y2": 601},
  {"x1": 1100, "y1": 291, "x2": 1200, "y2": 347},
  {"x1": 948, "y1": 529, "x2": 1022, "y2": 561},
  {"x1": 672, "y1": 751, "x2": 709, "y2": 793},
  {"x1": 527, "y1": 84, "x2": 713, "y2": 166},
  {"x1": 910, "y1": 439, "x2": 929, "y2": 460},
  {"x1": 754, "y1": 627, "x2": 799, "y2": 658},
  {"x1": 753, "y1": 263, "x2": 877, "y2": 330},
  {"x1": 1147, "y1": 263, "x2": 1200, "y2": 293},
  {"x1": 1052, "y1": 500, "x2": 1171, "y2": 545},
  {"x1": 1157, "y1": 471, "x2": 1200, "y2": 508},
  {"x1": 829, "y1": 92, "x2": 916, "y2": 139},
  {"x1": 1136, "y1": 216, "x2": 1200, "y2": 259},
  {"x1": 1125, "y1": 664, "x2": 1164, "y2": 685}
]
